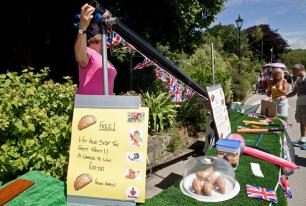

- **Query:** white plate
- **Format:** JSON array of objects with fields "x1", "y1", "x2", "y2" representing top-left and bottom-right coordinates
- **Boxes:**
[{"x1": 180, "y1": 173, "x2": 240, "y2": 202}]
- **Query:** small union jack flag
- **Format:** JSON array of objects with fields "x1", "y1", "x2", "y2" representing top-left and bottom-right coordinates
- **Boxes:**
[
  {"x1": 246, "y1": 184, "x2": 278, "y2": 203},
  {"x1": 170, "y1": 83, "x2": 183, "y2": 102},
  {"x1": 279, "y1": 175, "x2": 293, "y2": 199},
  {"x1": 184, "y1": 86, "x2": 193, "y2": 100},
  {"x1": 168, "y1": 75, "x2": 177, "y2": 92},
  {"x1": 133, "y1": 57, "x2": 155, "y2": 70},
  {"x1": 155, "y1": 67, "x2": 168, "y2": 82},
  {"x1": 107, "y1": 32, "x2": 125, "y2": 47}
]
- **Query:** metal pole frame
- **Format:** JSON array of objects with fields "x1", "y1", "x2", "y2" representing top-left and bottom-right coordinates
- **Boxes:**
[{"x1": 238, "y1": 28, "x2": 241, "y2": 73}]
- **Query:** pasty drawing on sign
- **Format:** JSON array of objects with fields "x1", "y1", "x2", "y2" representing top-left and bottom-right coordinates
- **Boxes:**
[
  {"x1": 127, "y1": 112, "x2": 145, "y2": 123},
  {"x1": 78, "y1": 115, "x2": 97, "y2": 130},
  {"x1": 210, "y1": 94, "x2": 215, "y2": 102},
  {"x1": 130, "y1": 129, "x2": 143, "y2": 147},
  {"x1": 125, "y1": 168, "x2": 141, "y2": 180},
  {"x1": 74, "y1": 173, "x2": 93, "y2": 191}
]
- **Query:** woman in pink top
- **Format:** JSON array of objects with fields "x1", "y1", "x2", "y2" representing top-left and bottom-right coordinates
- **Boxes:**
[{"x1": 74, "y1": 3, "x2": 117, "y2": 95}]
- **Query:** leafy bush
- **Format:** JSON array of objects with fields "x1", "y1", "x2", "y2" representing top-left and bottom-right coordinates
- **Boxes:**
[
  {"x1": 181, "y1": 45, "x2": 232, "y2": 103},
  {"x1": 143, "y1": 92, "x2": 178, "y2": 133},
  {"x1": 0, "y1": 68, "x2": 76, "y2": 184},
  {"x1": 228, "y1": 54, "x2": 259, "y2": 101},
  {"x1": 176, "y1": 94, "x2": 209, "y2": 134}
]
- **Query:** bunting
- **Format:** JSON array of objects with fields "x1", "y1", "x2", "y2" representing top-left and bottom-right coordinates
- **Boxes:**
[
  {"x1": 107, "y1": 32, "x2": 125, "y2": 47},
  {"x1": 168, "y1": 75, "x2": 178, "y2": 92},
  {"x1": 133, "y1": 57, "x2": 155, "y2": 70},
  {"x1": 170, "y1": 83, "x2": 183, "y2": 103},
  {"x1": 105, "y1": 31, "x2": 195, "y2": 102}
]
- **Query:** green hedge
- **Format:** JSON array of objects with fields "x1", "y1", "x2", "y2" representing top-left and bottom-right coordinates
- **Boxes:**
[{"x1": 0, "y1": 68, "x2": 76, "y2": 185}]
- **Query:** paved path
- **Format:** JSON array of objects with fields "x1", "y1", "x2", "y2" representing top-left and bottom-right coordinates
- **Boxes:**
[{"x1": 145, "y1": 93, "x2": 306, "y2": 205}]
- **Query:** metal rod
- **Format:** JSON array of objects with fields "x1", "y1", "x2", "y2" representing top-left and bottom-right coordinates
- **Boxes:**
[
  {"x1": 238, "y1": 28, "x2": 241, "y2": 73},
  {"x1": 101, "y1": 23, "x2": 109, "y2": 95},
  {"x1": 110, "y1": 18, "x2": 209, "y2": 100},
  {"x1": 211, "y1": 43, "x2": 215, "y2": 85}
]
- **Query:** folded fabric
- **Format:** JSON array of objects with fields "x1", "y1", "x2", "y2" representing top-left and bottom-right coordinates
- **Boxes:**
[{"x1": 246, "y1": 184, "x2": 278, "y2": 203}]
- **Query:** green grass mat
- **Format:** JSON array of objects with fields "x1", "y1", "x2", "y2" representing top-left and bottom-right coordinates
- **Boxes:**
[
  {"x1": 140, "y1": 111, "x2": 287, "y2": 206},
  {"x1": 0, "y1": 111, "x2": 287, "y2": 205}
]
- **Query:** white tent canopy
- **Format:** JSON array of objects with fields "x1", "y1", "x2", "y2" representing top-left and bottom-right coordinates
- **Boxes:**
[{"x1": 264, "y1": 63, "x2": 286, "y2": 70}]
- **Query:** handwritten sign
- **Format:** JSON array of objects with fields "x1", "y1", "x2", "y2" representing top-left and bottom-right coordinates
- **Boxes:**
[
  {"x1": 67, "y1": 107, "x2": 149, "y2": 203},
  {"x1": 206, "y1": 84, "x2": 231, "y2": 139}
]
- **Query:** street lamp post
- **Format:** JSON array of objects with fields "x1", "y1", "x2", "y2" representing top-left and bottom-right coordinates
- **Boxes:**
[{"x1": 235, "y1": 15, "x2": 244, "y2": 73}]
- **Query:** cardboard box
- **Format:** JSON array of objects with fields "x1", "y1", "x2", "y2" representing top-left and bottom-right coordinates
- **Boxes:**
[{"x1": 260, "y1": 99, "x2": 277, "y2": 118}]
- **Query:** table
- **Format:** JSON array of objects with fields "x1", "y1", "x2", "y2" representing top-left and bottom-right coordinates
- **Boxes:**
[
  {"x1": 141, "y1": 111, "x2": 290, "y2": 206},
  {"x1": 1, "y1": 112, "x2": 292, "y2": 206}
]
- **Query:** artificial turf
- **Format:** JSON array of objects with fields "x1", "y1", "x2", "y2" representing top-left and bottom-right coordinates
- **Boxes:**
[{"x1": 140, "y1": 111, "x2": 287, "y2": 206}]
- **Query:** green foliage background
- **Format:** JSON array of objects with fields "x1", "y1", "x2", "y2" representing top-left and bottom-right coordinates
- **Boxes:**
[
  {"x1": 181, "y1": 44, "x2": 232, "y2": 102},
  {"x1": 143, "y1": 92, "x2": 179, "y2": 133},
  {"x1": 0, "y1": 68, "x2": 76, "y2": 184},
  {"x1": 281, "y1": 49, "x2": 306, "y2": 70}
]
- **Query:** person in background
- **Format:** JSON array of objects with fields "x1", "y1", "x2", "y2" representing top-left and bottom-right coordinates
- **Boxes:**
[
  {"x1": 267, "y1": 68, "x2": 288, "y2": 117},
  {"x1": 256, "y1": 73, "x2": 263, "y2": 93},
  {"x1": 287, "y1": 64, "x2": 306, "y2": 147},
  {"x1": 261, "y1": 67, "x2": 268, "y2": 93},
  {"x1": 284, "y1": 70, "x2": 292, "y2": 84},
  {"x1": 284, "y1": 70, "x2": 293, "y2": 91},
  {"x1": 74, "y1": 3, "x2": 117, "y2": 95}
]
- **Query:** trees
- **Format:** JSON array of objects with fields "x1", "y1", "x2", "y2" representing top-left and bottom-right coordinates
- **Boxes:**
[
  {"x1": 281, "y1": 49, "x2": 306, "y2": 69},
  {"x1": 105, "y1": 0, "x2": 227, "y2": 52},
  {"x1": 202, "y1": 24, "x2": 261, "y2": 101},
  {"x1": 245, "y1": 25, "x2": 289, "y2": 63},
  {"x1": 203, "y1": 24, "x2": 249, "y2": 56}
]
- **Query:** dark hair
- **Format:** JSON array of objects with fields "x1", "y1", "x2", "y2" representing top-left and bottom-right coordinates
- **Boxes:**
[{"x1": 86, "y1": 22, "x2": 101, "y2": 40}]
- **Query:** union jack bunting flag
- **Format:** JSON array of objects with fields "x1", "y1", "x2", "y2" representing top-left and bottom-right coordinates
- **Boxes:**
[
  {"x1": 246, "y1": 184, "x2": 278, "y2": 203},
  {"x1": 184, "y1": 86, "x2": 193, "y2": 99},
  {"x1": 170, "y1": 83, "x2": 183, "y2": 102},
  {"x1": 155, "y1": 67, "x2": 168, "y2": 82},
  {"x1": 107, "y1": 32, "x2": 125, "y2": 47},
  {"x1": 279, "y1": 175, "x2": 293, "y2": 199},
  {"x1": 133, "y1": 57, "x2": 155, "y2": 70},
  {"x1": 168, "y1": 75, "x2": 177, "y2": 92}
]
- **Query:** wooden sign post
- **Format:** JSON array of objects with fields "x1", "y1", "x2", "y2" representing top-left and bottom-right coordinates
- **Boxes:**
[{"x1": 67, "y1": 95, "x2": 149, "y2": 205}]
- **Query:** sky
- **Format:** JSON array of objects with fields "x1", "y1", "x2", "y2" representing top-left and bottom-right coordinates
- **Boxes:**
[{"x1": 214, "y1": 0, "x2": 306, "y2": 50}]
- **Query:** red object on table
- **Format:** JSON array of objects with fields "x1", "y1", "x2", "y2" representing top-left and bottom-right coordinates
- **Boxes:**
[
  {"x1": 230, "y1": 133, "x2": 298, "y2": 170},
  {"x1": 0, "y1": 178, "x2": 34, "y2": 205}
]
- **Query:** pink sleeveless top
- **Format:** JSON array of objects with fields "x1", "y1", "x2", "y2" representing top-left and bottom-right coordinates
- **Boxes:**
[{"x1": 77, "y1": 47, "x2": 117, "y2": 95}]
